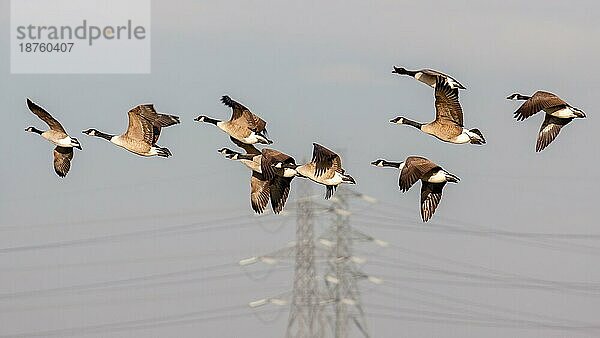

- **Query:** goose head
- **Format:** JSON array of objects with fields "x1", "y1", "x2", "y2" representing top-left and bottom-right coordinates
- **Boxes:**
[
  {"x1": 506, "y1": 93, "x2": 528, "y2": 100},
  {"x1": 25, "y1": 126, "x2": 42, "y2": 134},
  {"x1": 389, "y1": 116, "x2": 405, "y2": 124},
  {"x1": 194, "y1": 115, "x2": 207, "y2": 122},
  {"x1": 392, "y1": 66, "x2": 408, "y2": 75},
  {"x1": 342, "y1": 174, "x2": 356, "y2": 184},
  {"x1": 371, "y1": 159, "x2": 387, "y2": 167},
  {"x1": 82, "y1": 128, "x2": 98, "y2": 136},
  {"x1": 218, "y1": 148, "x2": 237, "y2": 157},
  {"x1": 572, "y1": 107, "x2": 586, "y2": 118}
]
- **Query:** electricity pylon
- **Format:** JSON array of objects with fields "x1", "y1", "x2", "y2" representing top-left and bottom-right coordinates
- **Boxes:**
[
  {"x1": 285, "y1": 182, "x2": 325, "y2": 338},
  {"x1": 242, "y1": 184, "x2": 384, "y2": 338},
  {"x1": 321, "y1": 189, "x2": 384, "y2": 338}
]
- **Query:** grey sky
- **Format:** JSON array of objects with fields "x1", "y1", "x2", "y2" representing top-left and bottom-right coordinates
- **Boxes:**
[{"x1": 1, "y1": 0, "x2": 600, "y2": 337}]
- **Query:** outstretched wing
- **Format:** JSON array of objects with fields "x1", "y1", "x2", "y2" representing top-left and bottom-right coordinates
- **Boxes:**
[
  {"x1": 311, "y1": 143, "x2": 342, "y2": 178},
  {"x1": 125, "y1": 106, "x2": 155, "y2": 143},
  {"x1": 53, "y1": 146, "x2": 73, "y2": 178},
  {"x1": 434, "y1": 77, "x2": 463, "y2": 126},
  {"x1": 221, "y1": 95, "x2": 267, "y2": 133},
  {"x1": 27, "y1": 99, "x2": 66, "y2": 133},
  {"x1": 131, "y1": 104, "x2": 180, "y2": 144},
  {"x1": 420, "y1": 182, "x2": 446, "y2": 222},
  {"x1": 514, "y1": 91, "x2": 567, "y2": 121},
  {"x1": 536, "y1": 115, "x2": 572, "y2": 152},
  {"x1": 250, "y1": 171, "x2": 271, "y2": 214},
  {"x1": 399, "y1": 156, "x2": 440, "y2": 192},
  {"x1": 269, "y1": 176, "x2": 293, "y2": 214}
]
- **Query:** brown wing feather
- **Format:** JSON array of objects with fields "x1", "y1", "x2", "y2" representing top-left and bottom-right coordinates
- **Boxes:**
[
  {"x1": 514, "y1": 91, "x2": 568, "y2": 121},
  {"x1": 27, "y1": 99, "x2": 66, "y2": 133},
  {"x1": 269, "y1": 176, "x2": 292, "y2": 214},
  {"x1": 125, "y1": 108, "x2": 155, "y2": 144},
  {"x1": 53, "y1": 146, "x2": 73, "y2": 178},
  {"x1": 221, "y1": 96, "x2": 267, "y2": 132},
  {"x1": 311, "y1": 143, "x2": 342, "y2": 178},
  {"x1": 420, "y1": 182, "x2": 446, "y2": 222},
  {"x1": 261, "y1": 149, "x2": 295, "y2": 180},
  {"x1": 250, "y1": 171, "x2": 270, "y2": 214},
  {"x1": 434, "y1": 78, "x2": 463, "y2": 126},
  {"x1": 536, "y1": 115, "x2": 572, "y2": 152},
  {"x1": 399, "y1": 156, "x2": 441, "y2": 192}
]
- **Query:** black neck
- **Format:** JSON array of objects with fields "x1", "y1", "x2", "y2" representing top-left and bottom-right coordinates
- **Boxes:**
[
  {"x1": 404, "y1": 118, "x2": 423, "y2": 129},
  {"x1": 204, "y1": 117, "x2": 220, "y2": 125},
  {"x1": 95, "y1": 131, "x2": 115, "y2": 141},
  {"x1": 382, "y1": 160, "x2": 402, "y2": 168},
  {"x1": 237, "y1": 154, "x2": 256, "y2": 160}
]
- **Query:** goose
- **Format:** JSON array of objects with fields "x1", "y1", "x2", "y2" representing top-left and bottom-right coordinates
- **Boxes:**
[
  {"x1": 195, "y1": 95, "x2": 272, "y2": 145},
  {"x1": 24, "y1": 98, "x2": 82, "y2": 177},
  {"x1": 507, "y1": 91, "x2": 586, "y2": 152},
  {"x1": 82, "y1": 104, "x2": 180, "y2": 157},
  {"x1": 218, "y1": 141, "x2": 295, "y2": 214},
  {"x1": 390, "y1": 77, "x2": 485, "y2": 145},
  {"x1": 371, "y1": 157, "x2": 459, "y2": 222},
  {"x1": 272, "y1": 143, "x2": 355, "y2": 199},
  {"x1": 392, "y1": 66, "x2": 466, "y2": 90}
]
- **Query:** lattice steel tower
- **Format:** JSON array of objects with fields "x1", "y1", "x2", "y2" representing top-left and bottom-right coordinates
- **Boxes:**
[{"x1": 286, "y1": 182, "x2": 325, "y2": 338}]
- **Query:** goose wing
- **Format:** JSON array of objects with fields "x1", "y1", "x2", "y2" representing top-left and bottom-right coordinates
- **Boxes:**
[
  {"x1": 221, "y1": 95, "x2": 267, "y2": 133},
  {"x1": 420, "y1": 182, "x2": 446, "y2": 222},
  {"x1": 131, "y1": 104, "x2": 180, "y2": 144},
  {"x1": 261, "y1": 148, "x2": 295, "y2": 180},
  {"x1": 311, "y1": 143, "x2": 342, "y2": 178},
  {"x1": 514, "y1": 91, "x2": 567, "y2": 121},
  {"x1": 27, "y1": 99, "x2": 66, "y2": 133},
  {"x1": 399, "y1": 156, "x2": 440, "y2": 192},
  {"x1": 270, "y1": 176, "x2": 292, "y2": 214},
  {"x1": 125, "y1": 106, "x2": 155, "y2": 144},
  {"x1": 53, "y1": 146, "x2": 73, "y2": 177},
  {"x1": 250, "y1": 171, "x2": 270, "y2": 214},
  {"x1": 434, "y1": 77, "x2": 463, "y2": 126},
  {"x1": 230, "y1": 136, "x2": 260, "y2": 156},
  {"x1": 536, "y1": 115, "x2": 572, "y2": 152}
]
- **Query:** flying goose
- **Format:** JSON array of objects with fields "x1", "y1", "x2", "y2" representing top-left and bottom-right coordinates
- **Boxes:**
[
  {"x1": 507, "y1": 91, "x2": 586, "y2": 152},
  {"x1": 371, "y1": 157, "x2": 459, "y2": 222},
  {"x1": 195, "y1": 96, "x2": 272, "y2": 145},
  {"x1": 272, "y1": 143, "x2": 355, "y2": 199},
  {"x1": 390, "y1": 77, "x2": 485, "y2": 145},
  {"x1": 82, "y1": 104, "x2": 180, "y2": 157},
  {"x1": 392, "y1": 66, "x2": 466, "y2": 90},
  {"x1": 25, "y1": 98, "x2": 82, "y2": 177},
  {"x1": 218, "y1": 141, "x2": 294, "y2": 214}
]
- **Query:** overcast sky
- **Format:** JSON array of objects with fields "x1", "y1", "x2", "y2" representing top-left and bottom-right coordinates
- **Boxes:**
[{"x1": 1, "y1": 0, "x2": 600, "y2": 337}]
